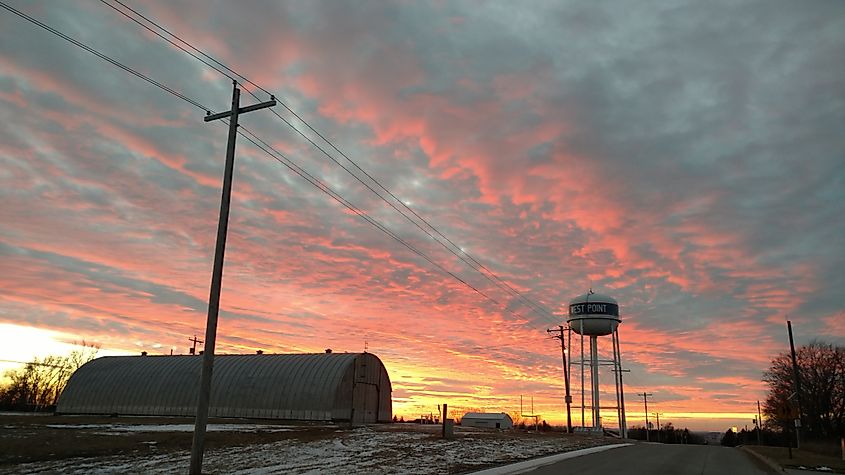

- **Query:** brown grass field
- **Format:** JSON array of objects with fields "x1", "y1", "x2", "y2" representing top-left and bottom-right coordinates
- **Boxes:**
[{"x1": 1, "y1": 414, "x2": 341, "y2": 466}]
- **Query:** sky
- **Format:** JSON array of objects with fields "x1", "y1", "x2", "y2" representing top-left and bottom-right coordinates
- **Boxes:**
[{"x1": 0, "y1": 0, "x2": 843, "y2": 432}]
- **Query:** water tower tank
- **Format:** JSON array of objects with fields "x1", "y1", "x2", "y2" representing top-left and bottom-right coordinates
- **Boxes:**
[{"x1": 567, "y1": 292, "x2": 620, "y2": 336}]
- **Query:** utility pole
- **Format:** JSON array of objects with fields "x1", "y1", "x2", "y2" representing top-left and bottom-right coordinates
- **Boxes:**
[
  {"x1": 189, "y1": 81, "x2": 275, "y2": 475},
  {"x1": 640, "y1": 392, "x2": 653, "y2": 442},
  {"x1": 188, "y1": 335, "x2": 203, "y2": 355},
  {"x1": 441, "y1": 403, "x2": 448, "y2": 438},
  {"x1": 652, "y1": 412, "x2": 663, "y2": 442},
  {"x1": 547, "y1": 325, "x2": 572, "y2": 433},
  {"x1": 757, "y1": 400, "x2": 763, "y2": 445},
  {"x1": 787, "y1": 320, "x2": 803, "y2": 450}
]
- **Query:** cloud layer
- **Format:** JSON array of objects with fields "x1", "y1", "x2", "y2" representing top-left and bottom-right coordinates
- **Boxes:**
[{"x1": 1, "y1": 0, "x2": 843, "y2": 430}]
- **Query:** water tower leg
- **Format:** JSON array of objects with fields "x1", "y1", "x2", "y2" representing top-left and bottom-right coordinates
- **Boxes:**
[
  {"x1": 567, "y1": 325, "x2": 573, "y2": 432},
  {"x1": 580, "y1": 320, "x2": 585, "y2": 428},
  {"x1": 590, "y1": 335, "x2": 599, "y2": 429},
  {"x1": 615, "y1": 328, "x2": 627, "y2": 438},
  {"x1": 612, "y1": 329, "x2": 625, "y2": 438}
]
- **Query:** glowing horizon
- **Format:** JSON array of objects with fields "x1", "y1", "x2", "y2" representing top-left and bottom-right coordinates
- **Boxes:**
[{"x1": 0, "y1": 323, "x2": 776, "y2": 432}]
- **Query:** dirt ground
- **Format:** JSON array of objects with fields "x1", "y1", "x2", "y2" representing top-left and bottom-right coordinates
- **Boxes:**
[{"x1": 0, "y1": 413, "x2": 612, "y2": 474}]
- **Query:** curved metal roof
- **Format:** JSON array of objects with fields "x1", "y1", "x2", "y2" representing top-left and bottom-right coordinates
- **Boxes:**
[
  {"x1": 569, "y1": 292, "x2": 617, "y2": 305},
  {"x1": 57, "y1": 353, "x2": 391, "y2": 421},
  {"x1": 462, "y1": 412, "x2": 512, "y2": 421}
]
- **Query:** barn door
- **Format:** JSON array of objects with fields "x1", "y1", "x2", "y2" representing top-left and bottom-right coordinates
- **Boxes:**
[{"x1": 352, "y1": 383, "x2": 378, "y2": 423}]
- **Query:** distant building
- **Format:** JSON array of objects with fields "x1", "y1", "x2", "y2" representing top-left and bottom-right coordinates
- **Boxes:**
[
  {"x1": 461, "y1": 412, "x2": 513, "y2": 429},
  {"x1": 56, "y1": 353, "x2": 392, "y2": 423}
]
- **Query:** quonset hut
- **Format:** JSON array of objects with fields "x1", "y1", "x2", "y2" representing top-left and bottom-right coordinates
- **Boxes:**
[
  {"x1": 461, "y1": 412, "x2": 513, "y2": 429},
  {"x1": 56, "y1": 352, "x2": 392, "y2": 423}
]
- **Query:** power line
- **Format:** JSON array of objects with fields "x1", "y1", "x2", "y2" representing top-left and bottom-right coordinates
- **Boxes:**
[
  {"x1": 102, "y1": 0, "x2": 274, "y2": 97},
  {"x1": 0, "y1": 1, "x2": 210, "y2": 112},
  {"x1": 245, "y1": 92, "x2": 559, "y2": 323},
  {"x1": 97, "y1": 0, "x2": 559, "y2": 325},
  {"x1": 0, "y1": 359, "x2": 67, "y2": 369},
  {"x1": 97, "y1": 0, "x2": 260, "y2": 98},
  {"x1": 234, "y1": 123, "x2": 533, "y2": 320},
  {"x1": 254, "y1": 94, "x2": 559, "y2": 323}
]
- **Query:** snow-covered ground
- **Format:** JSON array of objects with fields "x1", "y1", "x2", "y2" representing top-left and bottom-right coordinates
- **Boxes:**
[
  {"x1": 43, "y1": 423, "x2": 299, "y2": 433},
  {"x1": 9, "y1": 423, "x2": 611, "y2": 474}
]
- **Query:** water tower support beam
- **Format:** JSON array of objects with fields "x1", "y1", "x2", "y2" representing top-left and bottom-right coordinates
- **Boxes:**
[
  {"x1": 612, "y1": 329, "x2": 621, "y2": 434},
  {"x1": 567, "y1": 324, "x2": 573, "y2": 430},
  {"x1": 613, "y1": 328, "x2": 627, "y2": 438},
  {"x1": 580, "y1": 320, "x2": 585, "y2": 427},
  {"x1": 590, "y1": 335, "x2": 600, "y2": 428}
]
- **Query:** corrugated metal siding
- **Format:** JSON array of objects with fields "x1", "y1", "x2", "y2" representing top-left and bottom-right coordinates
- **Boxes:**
[{"x1": 57, "y1": 353, "x2": 392, "y2": 422}]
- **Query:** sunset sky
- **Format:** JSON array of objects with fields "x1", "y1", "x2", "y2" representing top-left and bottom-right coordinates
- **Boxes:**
[{"x1": 1, "y1": 0, "x2": 843, "y2": 432}]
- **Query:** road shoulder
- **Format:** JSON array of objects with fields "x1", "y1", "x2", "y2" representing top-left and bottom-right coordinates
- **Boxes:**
[
  {"x1": 741, "y1": 446, "x2": 787, "y2": 473},
  {"x1": 470, "y1": 443, "x2": 633, "y2": 475}
]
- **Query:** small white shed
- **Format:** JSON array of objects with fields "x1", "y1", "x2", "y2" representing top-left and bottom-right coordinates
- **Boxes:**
[{"x1": 461, "y1": 412, "x2": 513, "y2": 429}]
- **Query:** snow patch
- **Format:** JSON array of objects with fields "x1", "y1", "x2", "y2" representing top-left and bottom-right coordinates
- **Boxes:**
[
  {"x1": 44, "y1": 423, "x2": 296, "y2": 433},
  {"x1": 14, "y1": 425, "x2": 611, "y2": 474}
]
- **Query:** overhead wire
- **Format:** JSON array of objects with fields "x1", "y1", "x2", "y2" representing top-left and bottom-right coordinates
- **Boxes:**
[
  {"x1": 0, "y1": 359, "x2": 66, "y2": 368},
  {"x1": 0, "y1": 0, "x2": 535, "y2": 322},
  {"x1": 240, "y1": 86, "x2": 558, "y2": 322},
  {"x1": 102, "y1": 0, "x2": 274, "y2": 97},
  {"x1": 97, "y1": 0, "x2": 237, "y2": 84},
  {"x1": 233, "y1": 123, "x2": 535, "y2": 320},
  {"x1": 97, "y1": 0, "x2": 560, "y2": 325},
  {"x1": 249, "y1": 93, "x2": 559, "y2": 324},
  {"x1": 0, "y1": 0, "x2": 210, "y2": 112}
]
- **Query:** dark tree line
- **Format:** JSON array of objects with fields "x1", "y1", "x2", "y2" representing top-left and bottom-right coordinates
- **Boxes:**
[
  {"x1": 720, "y1": 427, "x2": 792, "y2": 447},
  {"x1": 762, "y1": 341, "x2": 844, "y2": 439},
  {"x1": 627, "y1": 422, "x2": 706, "y2": 444},
  {"x1": 0, "y1": 343, "x2": 98, "y2": 410}
]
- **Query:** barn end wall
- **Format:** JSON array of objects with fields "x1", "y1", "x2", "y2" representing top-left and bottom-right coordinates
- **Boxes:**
[{"x1": 333, "y1": 352, "x2": 393, "y2": 423}]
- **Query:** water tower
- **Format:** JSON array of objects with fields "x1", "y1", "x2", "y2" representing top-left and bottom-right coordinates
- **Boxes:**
[{"x1": 567, "y1": 290, "x2": 627, "y2": 436}]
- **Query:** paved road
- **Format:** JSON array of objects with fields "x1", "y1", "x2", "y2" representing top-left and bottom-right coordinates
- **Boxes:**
[{"x1": 526, "y1": 443, "x2": 777, "y2": 475}]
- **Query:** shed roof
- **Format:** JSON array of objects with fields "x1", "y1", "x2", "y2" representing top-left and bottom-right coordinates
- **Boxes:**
[{"x1": 462, "y1": 412, "x2": 512, "y2": 420}]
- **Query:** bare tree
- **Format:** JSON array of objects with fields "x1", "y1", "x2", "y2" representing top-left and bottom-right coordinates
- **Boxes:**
[
  {"x1": 762, "y1": 341, "x2": 844, "y2": 439},
  {"x1": 508, "y1": 410, "x2": 523, "y2": 427},
  {"x1": 448, "y1": 407, "x2": 470, "y2": 424},
  {"x1": 0, "y1": 341, "x2": 99, "y2": 409}
]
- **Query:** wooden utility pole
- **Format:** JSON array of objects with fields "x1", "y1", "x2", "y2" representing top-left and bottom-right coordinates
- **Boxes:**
[
  {"x1": 189, "y1": 81, "x2": 275, "y2": 475},
  {"x1": 652, "y1": 412, "x2": 663, "y2": 442},
  {"x1": 787, "y1": 320, "x2": 803, "y2": 450},
  {"x1": 547, "y1": 325, "x2": 572, "y2": 433},
  {"x1": 188, "y1": 335, "x2": 203, "y2": 355},
  {"x1": 640, "y1": 392, "x2": 653, "y2": 442}
]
